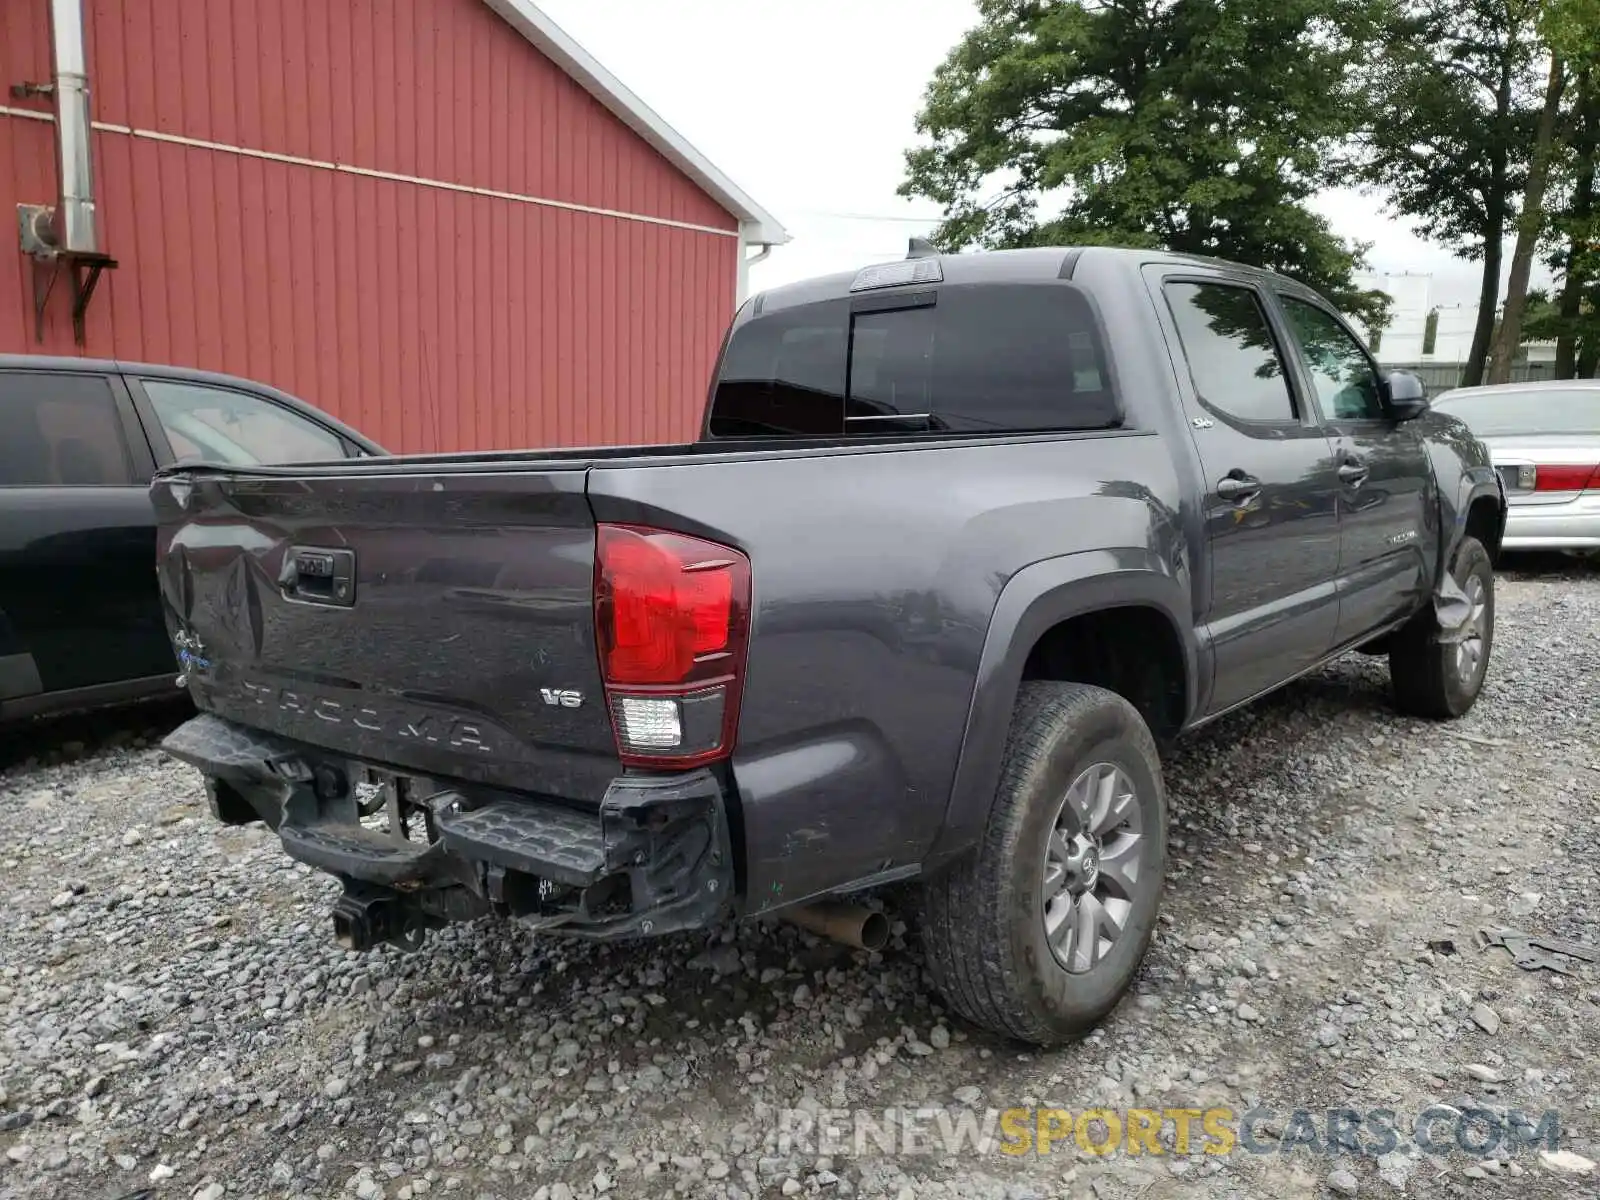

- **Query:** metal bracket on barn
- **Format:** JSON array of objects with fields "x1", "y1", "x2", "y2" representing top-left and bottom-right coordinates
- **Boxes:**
[{"x1": 17, "y1": 203, "x2": 118, "y2": 347}]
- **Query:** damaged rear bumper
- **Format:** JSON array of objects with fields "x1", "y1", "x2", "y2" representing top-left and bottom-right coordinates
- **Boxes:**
[{"x1": 161, "y1": 714, "x2": 734, "y2": 947}]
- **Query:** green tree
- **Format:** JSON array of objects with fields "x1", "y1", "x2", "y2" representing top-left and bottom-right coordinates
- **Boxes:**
[
  {"x1": 1487, "y1": 0, "x2": 1600, "y2": 380},
  {"x1": 1549, "y1": 66, "x2": 1600, "y2": 377},
  {"x1": 1524, "y1": 286, "x2": 1600, "y2": 374},
  {"x1": 1358, "y1": 0, "x2": 1542, "y2": 386},
  {"x1": 900, "y1": 0, "x2": 1393, "y2": 328}
]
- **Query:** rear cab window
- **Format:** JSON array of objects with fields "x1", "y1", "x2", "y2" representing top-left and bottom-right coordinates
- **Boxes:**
[
  {"x1": 0, "y1": 372, "x2": 135, "y2": 486},
  {"x1": 707, "y1": 282, "x2": 1118, "y2": 438}
]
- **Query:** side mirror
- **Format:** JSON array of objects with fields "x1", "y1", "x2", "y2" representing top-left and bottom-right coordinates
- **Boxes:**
[{"x1": 1383, "y1": 371, "x2": 1429, "y2": 421}]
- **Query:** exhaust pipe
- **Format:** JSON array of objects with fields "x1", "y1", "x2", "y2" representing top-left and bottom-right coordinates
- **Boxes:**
[
  {"x1": 49, "y1": 0, "x2": 99, "y2": 253},
  {"x1": 781, "y1": 901, "x2": 890, "y2": 952}
]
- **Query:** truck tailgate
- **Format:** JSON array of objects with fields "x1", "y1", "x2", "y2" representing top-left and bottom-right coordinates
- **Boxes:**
[{"x1": 153, "y1": 467, "x2": 620, "y2": 803}]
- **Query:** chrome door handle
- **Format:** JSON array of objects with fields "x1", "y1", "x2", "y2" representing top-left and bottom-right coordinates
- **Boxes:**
[{"x1": 1338, "y1": 461, "x2": 1369, "y2": 487}]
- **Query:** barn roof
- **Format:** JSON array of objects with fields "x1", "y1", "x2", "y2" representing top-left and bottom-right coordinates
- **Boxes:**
[{"x1": 483, "y1": 0, "x2": 789, "y2": 247}]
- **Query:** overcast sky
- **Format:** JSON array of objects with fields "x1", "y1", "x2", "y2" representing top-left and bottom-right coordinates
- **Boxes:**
[{"x1": 537, "y1": 0, "x2": 1543, "y2": 309}]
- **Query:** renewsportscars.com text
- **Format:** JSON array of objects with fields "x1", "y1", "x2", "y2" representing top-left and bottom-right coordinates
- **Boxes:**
[{"x1": 775, "y1": 1105, "x2": 1562, "y2": 1159}]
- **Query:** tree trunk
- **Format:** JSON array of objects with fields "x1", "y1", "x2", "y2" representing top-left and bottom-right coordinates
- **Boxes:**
[
  {"x1": 1553, "y1": 170, "x2": 1594, "y2": 377},
  {"x1": 1556, "y1": 73, "x2": 1597, "y2": 379},
  {"x1": 1488, "y1": 55, "x2": 1567, "y2": 384},
  {"x1": 1554, "y1": 298, "x2": 1581, "y2": 379},
  {"x1": 1466, "y1": 50, "x2": 1521, "y2": 388},
  {"x1": 1464, "y1": 235, "x2": 1502, "y2": 388}
]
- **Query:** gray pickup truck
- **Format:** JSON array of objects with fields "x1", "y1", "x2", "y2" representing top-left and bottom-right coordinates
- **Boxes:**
[{"x1": 154, "y1": 246, "x2": 1505, "y2": 1044}]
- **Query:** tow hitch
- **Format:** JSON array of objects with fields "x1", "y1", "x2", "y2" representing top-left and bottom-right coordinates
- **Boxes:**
[{"x1": 331, "y1": 885, "x2": 442, "y2": 953}]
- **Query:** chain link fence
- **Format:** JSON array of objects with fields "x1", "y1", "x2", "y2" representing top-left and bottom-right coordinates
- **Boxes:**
[{"x1": 1382, "y1": 361, "x2": 1566, "y2": 391}]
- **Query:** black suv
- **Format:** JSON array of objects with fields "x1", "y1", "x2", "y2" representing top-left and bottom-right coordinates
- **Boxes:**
[{"x1": 0, "y1": 356, "x2": 380, "y2": 724}]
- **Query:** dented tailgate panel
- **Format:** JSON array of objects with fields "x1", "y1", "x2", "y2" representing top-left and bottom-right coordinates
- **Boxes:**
[{"x1": 153, "y1": 468, "x2": 621, "y2": 803}]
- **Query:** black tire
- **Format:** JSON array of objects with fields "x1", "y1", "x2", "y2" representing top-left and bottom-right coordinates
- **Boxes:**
[
  {"x1": 1389, "y1": 535, "x2": 1495, "y2": 719},
  {"x1": 920, "y1": 682, "x2": 1167, "y2": 1045}
]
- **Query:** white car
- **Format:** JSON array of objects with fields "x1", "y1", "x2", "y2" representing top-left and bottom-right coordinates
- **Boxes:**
[{"x1": 1431, "y1": 379, "x2": 1600, "y2": 551}]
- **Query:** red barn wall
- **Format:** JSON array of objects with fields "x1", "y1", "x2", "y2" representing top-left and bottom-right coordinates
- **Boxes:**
[{"x1": 0, "y1": 0, "x2": 739, "y2": 452}]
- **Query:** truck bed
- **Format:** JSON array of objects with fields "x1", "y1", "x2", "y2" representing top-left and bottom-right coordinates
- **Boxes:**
[{"x1": 158, "y1": 428, "x2": 1103, "y2": 477}]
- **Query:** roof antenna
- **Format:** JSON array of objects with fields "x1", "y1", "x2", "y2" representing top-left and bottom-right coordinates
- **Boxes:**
[{"x1": 906, "y1": 237, "x2": 939, "y2": 260}]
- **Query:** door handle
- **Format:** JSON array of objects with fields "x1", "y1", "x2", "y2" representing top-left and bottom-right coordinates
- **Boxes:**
[
  {"x1": 280, "y1": 546, "x2": 357, "y2": 607},
  {"x1": 1216, "y1": 474, "x2": 1261, "y2": 503},
  {"x1": 1337, "y1": 460, "x2": 1369, "y2": 487}
]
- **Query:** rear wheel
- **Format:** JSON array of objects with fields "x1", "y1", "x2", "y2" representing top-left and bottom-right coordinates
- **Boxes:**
[
  {"x1": 921, "y1": 682, "x2": 1167, "y2": 1044},
  {"x1": 1390, "y1": 535, "x2": 1495, "y2": 719}
]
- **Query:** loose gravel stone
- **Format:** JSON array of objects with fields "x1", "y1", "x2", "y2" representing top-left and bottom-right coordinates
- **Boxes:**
[
  {"x1": 1328, "y1": 1167, "x2": 1360, "y2": 1196},
  {"x1": 1540, "y1": 1150, "x2": 1596, "y2": 1176}
]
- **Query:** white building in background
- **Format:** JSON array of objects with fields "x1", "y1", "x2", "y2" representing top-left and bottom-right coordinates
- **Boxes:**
[
  {"x1": 1350, "y1": 271, "x2": 1556, "y2": 367},
  {"x1": 1350, "y1": 271, "x2": 1436, "y2": 360}
]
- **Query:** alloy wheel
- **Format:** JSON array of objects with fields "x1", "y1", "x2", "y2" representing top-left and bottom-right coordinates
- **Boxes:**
[
  {"x1": 1455, "y1": 572, "x2": 1489, "y2": 683},
  {"x1": 1041, "y1": 761, "x2": 1147, "y2": 973}
]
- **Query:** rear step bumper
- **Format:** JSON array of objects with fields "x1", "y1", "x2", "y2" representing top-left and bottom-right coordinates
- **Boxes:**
[{"x1": 162, "y1": 714, "x2": 734, "y2": 944}]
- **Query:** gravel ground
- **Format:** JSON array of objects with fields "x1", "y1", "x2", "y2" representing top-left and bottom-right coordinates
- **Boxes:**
[{"x1": 2, "y1": 559, "x2": 1597, "y2": 1200}]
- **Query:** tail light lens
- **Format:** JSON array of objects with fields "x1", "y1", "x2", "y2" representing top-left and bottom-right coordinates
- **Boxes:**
[
  {"x1": 594, "y1": 524, "x2": 751, "y2": 768},
  {"x1": 1531, "y1": 464, "x2": 1600, "y2": 492}
]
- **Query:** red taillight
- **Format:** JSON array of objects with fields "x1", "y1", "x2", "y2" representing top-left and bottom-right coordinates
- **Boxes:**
[
  {"x1": 594, "y1": 524, "x2": 750, "y2": 768},
  {"x1": 1532, "y1": 464, "x2": 1600, "y2": 492}
]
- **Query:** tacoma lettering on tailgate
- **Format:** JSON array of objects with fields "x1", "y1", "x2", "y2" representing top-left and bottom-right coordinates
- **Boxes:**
[{"x1": 238, "y1": 680, "x2": 494, "y2": 754}]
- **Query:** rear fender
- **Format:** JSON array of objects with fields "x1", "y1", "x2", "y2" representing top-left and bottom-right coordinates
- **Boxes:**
[{"x1": 925, "y1": 549, "x2": 1198, "y2": 869}]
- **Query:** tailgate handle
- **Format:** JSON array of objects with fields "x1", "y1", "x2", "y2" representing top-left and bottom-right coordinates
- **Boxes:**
[{"x1": 281, "y1": 547, "x2": 356, "y2": 607}]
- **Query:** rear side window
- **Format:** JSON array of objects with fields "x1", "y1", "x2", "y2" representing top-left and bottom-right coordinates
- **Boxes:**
[
  {"x1": 0, "y1": 372, "x2": 133, "y2": 486},
  {"x1": 707, "y1": 283, "x2": 1116, "y2": 437},
  {"x1": 142, "y1": 380, "x2": 347, "y2": 465},
  {"x1": 1163, "y1": 282, "x2": 1296, "y2": 424}
]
